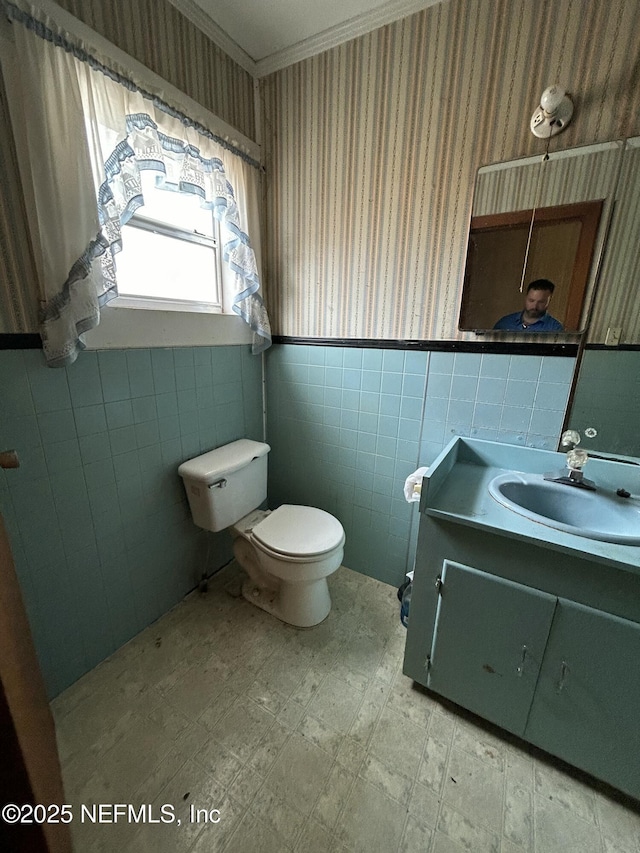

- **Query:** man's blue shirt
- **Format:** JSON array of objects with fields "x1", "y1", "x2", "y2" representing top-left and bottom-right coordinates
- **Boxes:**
[{"x1": 493, "y1": 312, "x2": 564, "y2": 332}]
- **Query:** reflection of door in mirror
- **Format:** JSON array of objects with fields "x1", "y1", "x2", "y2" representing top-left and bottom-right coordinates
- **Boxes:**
[
  {"x1": 459, "y1": 141, "x2": 623, "y2": 337},
  {"x1": 459, "y1": 200, "x2": 603, "y2": 332}
]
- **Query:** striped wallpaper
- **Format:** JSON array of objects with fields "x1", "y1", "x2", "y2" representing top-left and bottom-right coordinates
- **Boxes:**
[
  {"x1": 473, "y1": 145, "x2": 622, "y2": 218},
  {"x1": 1, "y1": 0, "x2": 640, "y2": 343},
  {"x1": 261, "y1": 0, "x2": 640, "y2": 342},
  {"x1": 589, "y1": 139, "x2": 640, "y2": 343}
]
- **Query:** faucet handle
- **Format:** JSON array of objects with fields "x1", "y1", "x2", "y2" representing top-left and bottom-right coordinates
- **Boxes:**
[
  {"x1": 567, "y1": 448, "x2": 588, "y2": 471},
  {"x1": 560, "y1": 429, "x2": 581, "y2": 450}
]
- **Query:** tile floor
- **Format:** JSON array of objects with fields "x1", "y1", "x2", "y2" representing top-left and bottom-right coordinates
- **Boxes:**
[{"x1": 52, "y1": 564, "x2": 640, "y2": 853}]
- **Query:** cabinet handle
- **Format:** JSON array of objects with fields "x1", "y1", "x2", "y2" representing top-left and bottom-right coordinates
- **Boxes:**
[
  {"x1": 556, "y1": 660, "x2": 569, "y2": 693},
  {"x1": 516, "y1": 644, "x2": 527, "y2": 677}
]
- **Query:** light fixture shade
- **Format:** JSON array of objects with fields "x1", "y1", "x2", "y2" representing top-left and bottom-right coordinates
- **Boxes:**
[
  {"x1": 531, "y1": 84, "x2": 574, "y2": 138},
  {"x1": 540, "y1": 84, "x2": 565, "y2": 114}
]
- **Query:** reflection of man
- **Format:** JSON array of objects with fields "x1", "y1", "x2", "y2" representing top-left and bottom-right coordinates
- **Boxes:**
[{"x1": 493, "y1": 279, "x2": 564, "y2": 332}]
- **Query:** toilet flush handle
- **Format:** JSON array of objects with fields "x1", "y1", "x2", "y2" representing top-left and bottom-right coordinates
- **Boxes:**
[{"x1": 208, "y1": 477, "x2": 228, "y2": 489}]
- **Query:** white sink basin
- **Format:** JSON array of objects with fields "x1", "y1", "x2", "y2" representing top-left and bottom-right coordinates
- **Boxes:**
[{"x1": 488, "y1": 473, "x2": 640, "y2": 545}]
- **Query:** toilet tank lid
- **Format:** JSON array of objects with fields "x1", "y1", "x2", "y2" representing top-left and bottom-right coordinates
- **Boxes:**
[{"x1": 178, "y1": 439, "x2": 270, "y2": 483}]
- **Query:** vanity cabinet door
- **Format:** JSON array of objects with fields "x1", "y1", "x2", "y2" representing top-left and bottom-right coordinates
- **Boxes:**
[
  {"x1": 524, "y1": 598, "x2": 640, "y2": 799},
  {"x1": 428, "y1": 560, "x2": 557, "y2": 735}
]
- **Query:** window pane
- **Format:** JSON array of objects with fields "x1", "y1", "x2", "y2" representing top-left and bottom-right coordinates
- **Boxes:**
[
  {"x1": 117, "y1": 225, "x2": 219, "y2": 304},
  {"x1": 137, "y1": 170, "x2": 214, "y2": 236}
]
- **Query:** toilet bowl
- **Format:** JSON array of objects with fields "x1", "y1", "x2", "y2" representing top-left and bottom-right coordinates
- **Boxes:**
[
  {"x1": 178, "y1": 439, "x2": 346, "y2": 628},
  {"x1": 231, "y1": 505, "x2": 345, "y2": 627}
]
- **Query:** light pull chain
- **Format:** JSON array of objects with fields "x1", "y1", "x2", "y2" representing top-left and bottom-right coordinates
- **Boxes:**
[{"x1": 519, "y1": 136, "x2": 552, "y2": 293}]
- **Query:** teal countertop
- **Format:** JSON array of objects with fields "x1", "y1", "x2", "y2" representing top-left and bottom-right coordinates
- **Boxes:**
[{"x1": 421, "y1": 438, "x2": 640, "y2": 574}]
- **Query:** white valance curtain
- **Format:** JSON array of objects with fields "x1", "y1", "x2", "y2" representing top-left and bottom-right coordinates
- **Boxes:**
[{"x1": 4, "y1": 0, "x2": 271, "y2": 365}]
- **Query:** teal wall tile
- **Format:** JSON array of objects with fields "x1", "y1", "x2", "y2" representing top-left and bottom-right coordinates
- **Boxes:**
[
  {"x1": 450, "y1": 375, "x2": 478, "y2": 401},
  {"x1": 508, "y1": 355, "x2": 542, "y2": 381},
  {"x1": 400, "y1": 397, "x2": 422, "y2": 420},
  {"x1": 402, "y1": 374, "x2": 426, "y2": 398},
  {"x1": 4, "y1": 340, "x2": 576, "y2": 695},
  {"x1": 426, "y1": 373, "x2": 451, "y2": 398},
  {"x1": 477, "y1": 378, "x2": 507, "y2": 405},
  {"x1": 343, "y1": 369, "x2": 362, "y2": 390},
  {"x1": 404, "y1": 351, "x2": 428, "y2": 374},
  {"x1": 265, "y1": 344, "x2": 576, "y2": 589},
  {"x1": 429, "y1": 351, "x2": 455, "y2": 373},
  {"x1": 0, "y1": 344, "x2": 261, "y2": 699},
  {"x1": 109, "y1": 425, "x2": 138, "y2": 456},
  {"x1": 383, "y1": 350, "x2": 404, "y2": 371},
  {"x1": 540, "y1": 356, "x2": 575, "y2": 384},
  {"x1": 128, "y1": 369, "x2": 155, "y2": 397},
  {"x1": 362, "y1": 349, "x2": 383, "y2": 370},
  {"x1": 79, "y1": 432, "x2": 112, "y2": 464},
  {"x1": 105, "y1": 400, "x2": 134, "y2": 430},
  {"x1": 534, "y1": 382, "x2": 570, "y2": 411},
  {"x1": 1, "y1": 415, "x2": 42, "y2": 449},
  {"x1": 344, "y1": 349, "x2": 363, "y2": 369},
  {"x1": 100, "y1": 368, "x2": 131, "y2": 402},
  {"x1": 501, "y1": 406, "x2": 533, "y2": 432},
  {"x1": 29, "y1": 366, "x2": 72, "y2": 412},
  {"x1": 505, "y1": 380, "x2": 537, "y2": 407},
  {"x1": 126, "y1": 349, "x2": 152, "y2": 371},
  {"x1": 74, "y1": 404, "x2": 107, "y2": 436},
  {"x1": 132, "y1": 396, "x2": 157, "y2": 423},
  {"x1": 44, "y1": 439, "x2": 82, "y2": 474},
  {"x1": 0, "y1": 352, "x2": 34, "y2": 416},
  {"x1": 67, "y1": 353, "x2": 103, "y2": 407},
  {"x1": 381, "y1": 372, "x2": 402, "y2": 394},
  {"x1": 473, "y1": 403, "x2": 502, "y2": 430},
  {"x1": 7, "y1": 446, "x2": 47, "y2": 482},
  {"x1": 425, "y1": 397, "x2": 448, "y2": 422},
  {"x1": 453, "y1": 352, "x2": 481, "y2": 376},
  {"x1": 479, "y1": 353, "x2": 510, "y2": 379}
]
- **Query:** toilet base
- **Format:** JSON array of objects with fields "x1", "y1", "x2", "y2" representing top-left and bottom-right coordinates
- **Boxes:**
[{"x1": 241, "y1": 576, "x2": 331, "y2": 628}]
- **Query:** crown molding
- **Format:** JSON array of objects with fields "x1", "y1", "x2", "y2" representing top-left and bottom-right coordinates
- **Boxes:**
[
  {"x1": 169, "y1": 0, "x2": 442, "y2": 79},
  {"x1": 166, "y1": 0, "x2": 257, "y2": 76},
  {"x1": 255, "y1": 0, "x2": 441, "y2": 77}
]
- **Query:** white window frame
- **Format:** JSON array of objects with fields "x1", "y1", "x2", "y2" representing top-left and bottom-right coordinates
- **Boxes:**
[{"x1": 112, "y1": 206, "x2": 225, "y2": 314}]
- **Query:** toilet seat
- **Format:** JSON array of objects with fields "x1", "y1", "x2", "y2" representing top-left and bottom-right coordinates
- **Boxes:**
[{"x1": 251, "y1": 504, "x2": 345, "y2": 559}]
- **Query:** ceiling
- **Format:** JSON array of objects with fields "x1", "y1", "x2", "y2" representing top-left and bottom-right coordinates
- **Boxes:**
[{"x1": 168, "y1": 0, "x2": 440, "y2": 77}]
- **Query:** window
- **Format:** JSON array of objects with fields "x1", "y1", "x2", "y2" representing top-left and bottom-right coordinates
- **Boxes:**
[
  {"x1": 113, "y1": 171, "x2": 223, "y2": 313},
  {"x1": 2, "y1": 2, "x2": 271, "y2": 364}
]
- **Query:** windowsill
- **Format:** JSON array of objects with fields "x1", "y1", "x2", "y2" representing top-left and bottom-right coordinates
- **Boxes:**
[
  {"x1": 110, "y1": 295, "x2": 223, "y2": 314},
  {"x1": 83, "y1": 304, "x2": 252, "y2": 349}
]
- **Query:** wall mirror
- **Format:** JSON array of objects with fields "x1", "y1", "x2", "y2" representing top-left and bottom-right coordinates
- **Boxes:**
[
  {"x1": 564, "y1": 137, "x2": 640, "y2": 459},
  {"x1": 458, "y1": 142, "x2": 623, "y2": 334}
]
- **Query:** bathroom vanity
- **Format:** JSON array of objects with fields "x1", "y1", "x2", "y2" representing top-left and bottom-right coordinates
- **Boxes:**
[{"x1": 403, "y1": 437, "x2": 640, "y2": 800}]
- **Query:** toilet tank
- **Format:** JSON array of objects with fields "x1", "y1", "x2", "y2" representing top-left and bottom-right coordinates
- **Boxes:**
[{"x1": 178, "y1": 439, "x2": 270, "y2": 532}]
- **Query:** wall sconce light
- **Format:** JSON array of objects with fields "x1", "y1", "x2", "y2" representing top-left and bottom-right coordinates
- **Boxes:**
[{"x1": 530, "y1": 84, "x2": 574, "y2": 138}]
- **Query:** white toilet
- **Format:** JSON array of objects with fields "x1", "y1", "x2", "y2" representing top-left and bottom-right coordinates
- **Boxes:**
[{"x1": 178, "y1": 439, "x2": 345, "y2": 627}]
